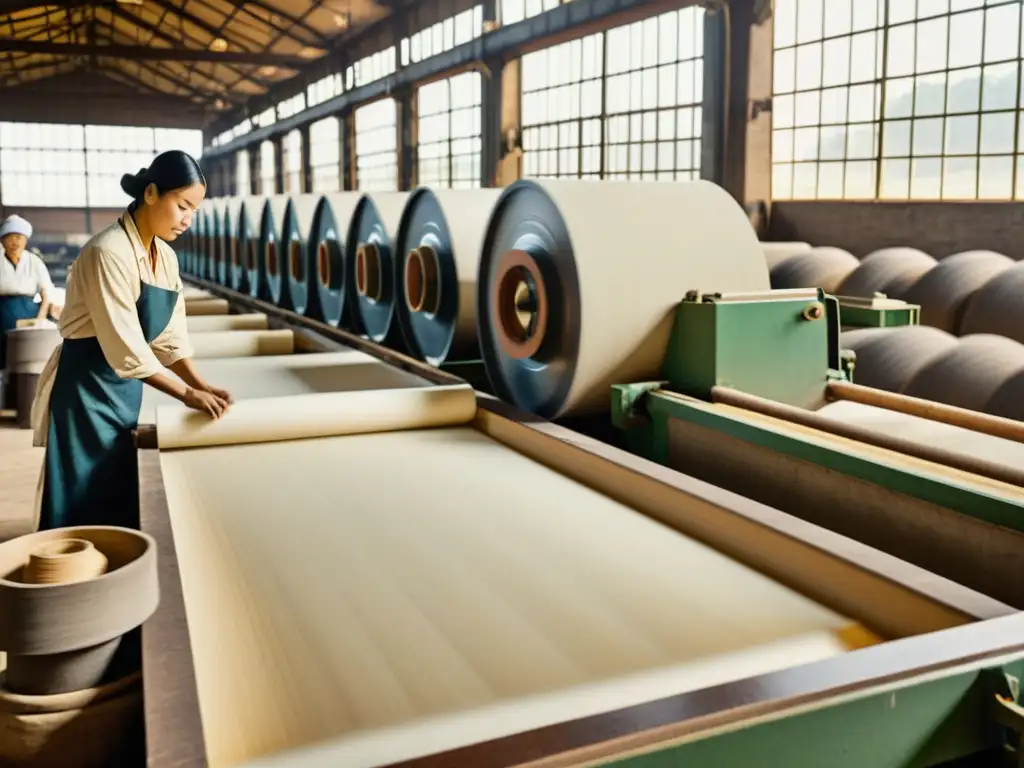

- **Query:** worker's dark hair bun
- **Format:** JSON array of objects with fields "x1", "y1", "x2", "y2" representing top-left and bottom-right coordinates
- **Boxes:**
[
  {"x1": 121, "y1": 151, "x2": 206, "y2": 208},
  {"x1": 120, "y1": 168, "x2": 150, "y2": 199}
]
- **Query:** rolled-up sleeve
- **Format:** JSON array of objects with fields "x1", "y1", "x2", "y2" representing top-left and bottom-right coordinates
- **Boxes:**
[
  {"x1": 33, "y1": 257, "x2": 53, "y2": 294},
  {"x1": 150, "y1": 288, "x2": 193, "y2": 367},
  {"x1": 78, "y1": 247, "x2": 165, "y2": 380}
]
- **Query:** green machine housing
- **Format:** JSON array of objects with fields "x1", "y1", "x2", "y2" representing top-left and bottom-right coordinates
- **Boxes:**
[{"x1": 608, "y1": 286, "x2": 1024, "y2": 766}]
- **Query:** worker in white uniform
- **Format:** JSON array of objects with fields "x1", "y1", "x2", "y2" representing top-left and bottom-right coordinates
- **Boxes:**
[
  {"x1": 31, "y1": 150, "x2": 233, "y2": 531},
  {"x1": 0, "y1": 214, "x2": 58, "y2": 369}
]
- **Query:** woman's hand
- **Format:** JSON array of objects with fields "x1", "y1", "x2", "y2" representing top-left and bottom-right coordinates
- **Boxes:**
[
  {"x1": 183, "y1": 387, "x2": 230, "y2": 419},
  {"x1": 204, "y1": 384, "x2": 233, "y2": 404}
]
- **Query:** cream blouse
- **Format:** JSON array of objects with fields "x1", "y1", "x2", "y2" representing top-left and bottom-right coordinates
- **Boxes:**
[{"x1": 30, "y1": 212, "x2": 194, "y2": 447}]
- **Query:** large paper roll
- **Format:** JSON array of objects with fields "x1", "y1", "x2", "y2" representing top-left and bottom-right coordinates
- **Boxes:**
[
  {"x1": 258, "y1": 195, "x2": 291, "y2": 305},
  {"x1": 241, "y1": 197, "x2": 268, "y2": 298},
  {"x1": 194, "y1": 204, "x2": 211, "y2": 281},
  {"x1": 186, "y1": 313, "x2": 269, "y2": 333},
  {"x1": 279, "y1": 194, "x2": 321, "y2": 316},
  {"x1": 347, "y1": 192, "x2": 409, "y2": 345},
  {"x1": 394, "y1": 187, "x2": 502, "y2": 365},
  {"x1": 307, "y1": 192, "x2": 364, "y2": 327},
  {"x1": 189, "y1": 329, "x2": 294, "y2": 358},
  {"x1": 477, "y1": 179, "x2": 771, "y2": 418},
  {"x1": 184, "y1": 298, "x2": 229, "y2": 316},
  {"x1": 155, "y1": 383, "x2": 477, "y2": 449},
  {"x1": 208, "y1": 199, "x2": 229, "y2": 286}
]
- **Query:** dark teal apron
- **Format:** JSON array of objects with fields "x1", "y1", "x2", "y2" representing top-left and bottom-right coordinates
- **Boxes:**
[
  {"x1": 39, "y1": 228, "x2": 179, "y2": 531},
  {"x1": 0, "y1": 294, "x2": 39, "y2": 369}
]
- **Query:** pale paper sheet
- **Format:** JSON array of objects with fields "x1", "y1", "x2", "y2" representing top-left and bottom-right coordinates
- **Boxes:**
[
  {"x1": 182, "y1": 286, "x2": 214, "y2": 301},
  {"x1": 186, "y1": 314, "x2": 269, "y2": 332},
  {"x1": 154, "y1": 384, "x2": 477, "y2": 449},
  {"x1": 160, "y1": 426, "x2": 856, "y2": 768},
  {"x1": 190, "y1": 330, "x2": 295, "y2": 359},
  {"x1": 139, "y1": 351, "x2": 432, "y2": 425}
]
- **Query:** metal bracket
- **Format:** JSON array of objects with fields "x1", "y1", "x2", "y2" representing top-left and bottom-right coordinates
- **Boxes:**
[{"x1": 987, "y1": 670, "x2": 1024, "y2": 767}]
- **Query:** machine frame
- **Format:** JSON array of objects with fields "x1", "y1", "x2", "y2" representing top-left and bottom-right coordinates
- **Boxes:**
[{"x1": 134, "y1": 277, "x2": 1024, "y2": 768}]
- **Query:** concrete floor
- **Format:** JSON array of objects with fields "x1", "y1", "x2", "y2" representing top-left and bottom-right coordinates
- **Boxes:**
[{"x1": 0, "y1": 417, "x2": 43, "y2": 540}]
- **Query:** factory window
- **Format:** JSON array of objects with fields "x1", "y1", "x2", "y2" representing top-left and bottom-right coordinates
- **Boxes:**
[
  {"x1": 772, "y1": 0, "x2": 1024, "y2": 201},
  {"x1": 85, "y1": 126, "x2": 163, "y2": 208},
  {"x1": 310, "y1": 117, "x2": 342, "y2": 192},
  {"x1": 259, "y1": 140, "x2": 276, "y2": 194},
  {"x1": 153, "y1": 128, "x2": 204, "y2": 159},
  {"x1": 401, "y1": 6, "x2": 484, "y2": 66},
  {"x1": 521, "y1": 34, "x2": 605, "y2": 179},
  {"x1": 231, "y1": 119, "x2": 252, "y2": 140},
  {"x1": 283, "y1": 129, "x2": 303, "y2": 193},
  {"x1": 346, "y1": 48, "x2": 398, "y2": 90},
  {"x1": 604, "y1": 8, "x2": 706, "y2": 180},
  {"x1": 254, "y1": 107, "x2": 276, "y2": 129},
  {"x1": 501, "y1": 0, "x2": 562, "y2": 26},
  {"x1": 417, "y1": 72, "x2": 483, "y2": 188},
  {"x1": 0, "y1": 122, "x2": 87, "y2": 207},
  {"x1": 277, "y1": 93, "x2": 307, "y2": 121},
  {"x1": 236, "y1": 149, "x2": 251, "y2": 196},
  {"x1": 307, "y1": 73, "x2": 343, "y2": 108},
  {"x1": 355, "y1": 98, "x2": 398, "y2": 191}
]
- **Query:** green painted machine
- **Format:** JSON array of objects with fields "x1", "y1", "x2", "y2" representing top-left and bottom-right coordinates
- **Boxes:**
[{"x1": 612, "y1": 287, "x2": 1024, "y2": 613}]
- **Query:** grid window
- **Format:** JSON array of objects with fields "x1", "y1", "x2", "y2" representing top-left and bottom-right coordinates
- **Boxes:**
[
  {"x1": 277, "y1": 93, "x2": 307, "y2": 121},
  {"x1": 502, "y1": 0, "x2": 563, "y2": 26},
  {"x1": 307, "y1": 73, "x2": 344, "y2": 108},
  {"x1": 86, "y1": 126, "x2": 159, "y2": 208},
  {"x1": 283, "y1": 129, "x2": 303, "y2": 193},
  {"x1": 254, "y1": 107, "x2": 276, "y2": 128},
  {"x1": 355, "y1": 99, "x2": 398, "y2": 191},
  {"x1": 402, "y1": 7, "x2": 484, "y2": 66},
  {"x1": 259, "y1": 140, "x2": 276, "y2": 194},
  {"x1": 772, "y1": 0, "x2": 1024, "y2": 201},
  {"x1": 310, "y1": 117, "x2": 342, "y2": 192},
  {"x1": 521, "y1": 34, "x2": 605, "y2": 179},
  {"x1": 0, "y1": 122, "x2": 201, "y2": 209},
  {"x1": 236, "y1": 149, "x2": 251, "y2": 195},
  {"x1": 417, "y1": 72, "x2": 483, "y2": 188},
  {"x1": 604, "y1": 8, "x2": 706, "y2": 181},
  {"x1": 0, "y1": 122, "x2": 87, "y2": 207},
  {"x1": 347, "y1": 48, "x2": 397, "y2": 90}
]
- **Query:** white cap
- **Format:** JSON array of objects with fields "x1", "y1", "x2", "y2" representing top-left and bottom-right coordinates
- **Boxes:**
[{"x1": 0, "y1": 215, "x2": 32, "y2": 240}]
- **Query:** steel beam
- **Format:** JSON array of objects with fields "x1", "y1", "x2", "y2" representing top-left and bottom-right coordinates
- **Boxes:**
[{"x1": 0, "y1": 37, "x2": 312, "y2": 65}]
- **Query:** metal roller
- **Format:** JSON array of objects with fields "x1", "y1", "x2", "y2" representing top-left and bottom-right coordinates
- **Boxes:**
[
  {"x1": 960, "y1": 260, "x2": 1024, "y2": 345},
  {"x1": 477, "y1": 179, "x2": 770, "y2": 419},
  {"x1": 241, "y1": 196, "x2": 267, "y2": 298},
  {"x1": 257, "y1": 195, "x2": 290, "y2": 305},
  {"x1": 209, "y1": 199, "x2": 227, "y2": 285},
  {"x1": 394, "y1": 187, "x2": 502, "y2": 365},
  {"x1": 347, "y1": 191, "x2": 410, "y2": 346},
  {"x1": 219, "y1": 197, "x2": 245, "y2": 291},
  {"x1": 279, "y1": 194, "x2": 321, "y2": 316},
  {"x1": 902, "y1": 334, "x2": 1024, "y2": 415},
  {"x1": 761, "y1": 241, "x2": 811, "y2": 270},
  {"x1": 304, "y1": 192, "x2": 362, "y2": 328},
  {"x1": 841, "y1": 325, "x2": 957, "y2": 393},
  {"x1": 194, "y1": 204, "x2": 210, "y2": 280},
  {"x1": 836, "y1": 247, "x2": 937, "y2": 299},
  {"x1": 770, "y1": 247, "x2": 859, "y2": 293},
  {"x1": 902, "y1": 250, "x2": 1014, "y2": 334}
]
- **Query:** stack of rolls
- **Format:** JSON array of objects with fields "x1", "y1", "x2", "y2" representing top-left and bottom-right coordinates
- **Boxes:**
[
  {"x1": 305, "y1": 192, "x2": 363, "y2": 328},
  {"x1": 277, "y1": 193, "x2": 320, "y2": 317},
  {"x1": 0, "y1": 526, "x2": 158, "y2": 766}
]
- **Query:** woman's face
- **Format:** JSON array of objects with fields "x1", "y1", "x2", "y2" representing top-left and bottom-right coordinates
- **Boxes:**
[
  {"x1": 143, "y1": 182, "x2": 206, "y2": 241},
  {"x1": 2, "y1": 233, "x2": 27, "y2": 258}
]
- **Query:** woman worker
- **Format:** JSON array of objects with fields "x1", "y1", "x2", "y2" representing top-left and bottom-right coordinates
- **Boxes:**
[
  {"x1": 31, "y1": 150, "x2": 233, "y2": 531},
  {"x1": 0, "y1": 214, "x2": 58, "y2": 368}
]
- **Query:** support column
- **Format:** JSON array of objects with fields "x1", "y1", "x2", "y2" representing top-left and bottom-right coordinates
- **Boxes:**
[
  {"x1": 272, "y1": 134, "x2": 285, "y2": 195},
  {"x1": 719, "y1": 0, "x2": 773, "y2": 237},
  {"x1": 341, "y1": 110, "x2": 356, "y2": 190},
  {"x1": 300, "y1": 122, "x2": 313, "y2": 193},
  {"x1": 248, "y1": 146, "x2": 260, "y2": 195},
  {"x1": 495, "y1": 58, "x2": 522, "y2": 186},
  {"x1": 397, "y1": 87, "x2": 417, "y2": 191}
]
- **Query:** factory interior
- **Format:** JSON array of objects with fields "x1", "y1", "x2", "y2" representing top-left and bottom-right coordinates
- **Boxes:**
[{"x1": 2, "y1": 0, "x2": 1024, "y2": 766}]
